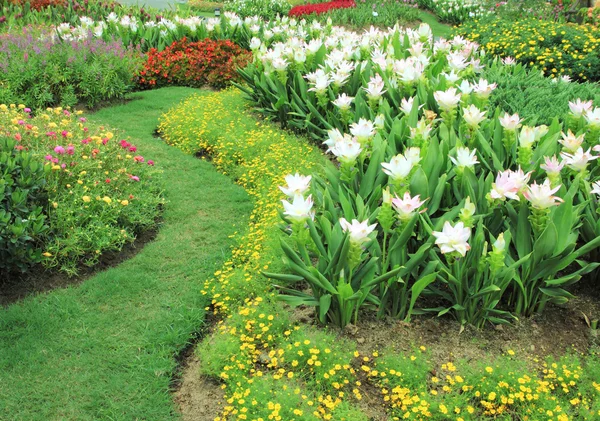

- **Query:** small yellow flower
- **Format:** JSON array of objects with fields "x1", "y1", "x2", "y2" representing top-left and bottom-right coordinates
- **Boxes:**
[
  {"x1": 120, "y1": 200, "x2": 129, "y2": 206},
  {"x1": 82, "y1": 196, "x2": 91, "y2": 203},
  {"x1": 102, "y1": 196, "x2": 112, "y2": 204},
  {"x1": 42, "y1": 252, "x2": 52, "y2": 257}
]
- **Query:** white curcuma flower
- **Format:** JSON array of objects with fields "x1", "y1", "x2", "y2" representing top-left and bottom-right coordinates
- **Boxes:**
[
  {"x1": 533, "y1": 125, "x2": 549, "y2": 140},
  {"x1": 339, "y1": 218, "x2": 377, "y2": 245},
  {"x1": 462, "y1": 104, "x2": 486, "y2": 127},
  {"x1": 282, "y1": 194, "x2": 314, "y2": 221},
  {"x1": 450, "y1": 147, "x2": 479, "y2": 169},
  {"x1": 490, "y1": 168, "x2": 531, "y2": 201},
  {"x1": 249, "y1": 37, "x2": 262, "y2": 50},
  {"x1": 568, "y1": 99, "x2": 593, "y2": 118},
  {"x1": 502, "y1": 57, "x2": 516, "y2": 65},
  {"x1": 409, "y1": 119, "x2": 433, "y2": 140},
  {"x1": 558, "y1": 130, "x2": 585, "y2": 153},
  {"x1": 519, "y1": 126, "x2": 537, "y2": 148},
  {"x1": 392, "y1": 192, "x2": 426, "y2": 221},
  {"x1": 400, "y1": 96, "x2": 419, "y2": 115},
  {"x1": 333, "y1": 93, "x2": 354, "y2": 111},
  {"x1": 434, "y1": 87, "x2": 461, "y2": 112},
  {"x1": 585, "y1": 107, "x2": 600, "y2": 127},
  {"x1": 540, "y1": 155, "x2": 565, "y2": 175},
  {"x1": 499, "y1": 112, "x2": 523, "y2": 131},
  {"x1": 349, "y1": 119, "x2": 375, "y2": 143},
  {"x1": 591, "y1": 181, "x2": 600, "y2": 197},
  {"x1": 279, "y1": 173, "x2": 312, "y2": 197},
  {"x1": 561, "y1": 147, "x2": 599, "y2": 172},
  {"x1": 523, "y1": 179, "x2": 563, "y2": 209},
  {"x1": 432, "y1": 221, "x2": 471, "y2": 257},
  {"x1": 404, "y1": 147, "x2": 422, "y2": 166},
  {"x1": 364, "y1": 74, "x2": 386, "y2": 102},
  {"x1": 324, "y1": 128, "x2": 345, "y2": 150},
  {"x1": 374, "y1": 114, "x2": 385, "y2": 130},
  {"x1": 271, "y1": 57, "x2": 289, "y2": 72},
  {"x1": 472, "y1": 79, "x2": 497, "y2": 98},
  {"x1": 330, "y1": 137, "x2": 362, "y2": 163},
  {"x1": 458, "y1": 80, "x2": 473, "y2": 95},
  {"x1": 381, "y1": 151, "x2": 419, "y2": 180}
]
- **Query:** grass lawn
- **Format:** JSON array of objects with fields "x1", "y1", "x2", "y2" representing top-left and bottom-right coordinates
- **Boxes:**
[
  {"x1": 0, "y1": 87, "x2": 252, "y2": 420},
  {"x1": 417, "y1": 9, "x2": 453, "y2": 39}
]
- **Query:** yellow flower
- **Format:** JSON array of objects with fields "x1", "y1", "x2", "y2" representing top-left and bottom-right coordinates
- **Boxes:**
[
  {"x1": 82, "y1": 196, "x2": 91, "y2": 203},
  {"x1": 42, "y1": 252, "x2": 52, "y2": 257},
  {"x1": 102, "y1": 196, "x2": 112, "y2": 204},
  {"x1": 120, "y1": 200, "x2": 129, "y2": 206}
]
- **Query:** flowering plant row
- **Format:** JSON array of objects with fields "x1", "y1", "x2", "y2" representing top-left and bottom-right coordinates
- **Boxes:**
[
  {"x1": 137, "y1": 38, "x2": 252, "y2": 89},
  {"x1": 0, "y1": 104, "x2": 163, "y2": 275},
  {"x1": 234, "y1": 22, "x2": 600, "y2": 328},
  {"x1": 289, "y1": 0, "x2": 356, "y2": 18}
]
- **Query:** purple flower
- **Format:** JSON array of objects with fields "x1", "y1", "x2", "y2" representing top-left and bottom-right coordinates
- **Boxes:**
[
  {"x1": 130, "y1": 175, "x2": 140, "y2": 182},
  {"x1": 54, "y1": 146, "x2": 66, "y2": 155}
]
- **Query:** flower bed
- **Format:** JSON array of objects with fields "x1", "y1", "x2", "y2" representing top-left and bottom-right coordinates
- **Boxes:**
[
  {"x1": 137, "y1": 38, "x2": 252, "y2": 89},
  {"x1": 289, "y1": 0, "x2": 356, "y2": 18},
  {"x1": 0, "y1": 103, "x2": 163, "y2": 275}
]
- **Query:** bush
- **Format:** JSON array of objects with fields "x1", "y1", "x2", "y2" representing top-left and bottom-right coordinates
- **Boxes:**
[
  {"x1": 223, "y1": 0, "x2": 291, "y2": 19},
  {"x1": 0, "y1": 136, "x2": 49, "y2": 275},
  {"x1": 137, "y1": 38, "x2": 252, "y2": 89},
  {"x1": 289, "y1": 0, "x2": 355, "y2": 17},
  {"x1": 456, "y1": 17, "x2": 600, "y2": 82},
  {"x1": 312, "y1": 0, "x2": 419, "y2": 28},
  {"x1": 0, "y1": 104, "x2": 164, "y2": 275},
  {"x1": 0, "y1": 28, "x2": 142, "y2": 109}
]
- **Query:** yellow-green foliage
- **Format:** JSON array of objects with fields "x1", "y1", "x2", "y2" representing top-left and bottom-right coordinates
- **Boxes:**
[
  {"x1": 158, "y1": 89, "x2": 600, "y2": 421},
  {"x1": 187, "y1": 0, "x2": 224, "y2": 12}
]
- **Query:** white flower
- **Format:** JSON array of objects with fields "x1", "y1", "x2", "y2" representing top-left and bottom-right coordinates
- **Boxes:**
[
  {"x1": 400, "y1": 96, "x2": 418, "y2": 115},
  {"x1": 523, "y1": 179, "x2": 563, "y2": 209},
  {"x1": 590, "y1": 181, "x2": 600, "y2": 197},
  {"x1": 324, "y1": 128, "x2": 345, "y2": 150},
  {"x1": 502, "y1": 56, "x2": 516, "y2": 65},
  {"x1": 382, "y1": 152, "x2": 419, "y2": 180},
  {"x1": 374, "y1": 114, "x2": 385, "y2": 130},
  {"x1": 472, "y1": 79, "x2": 497, "y2": 98},
  {"x1": 432, "y1": 221, "x2": 471, "y2": 257},
  {"x1": 568, "y1": 99, "x2": 593, "y2": 118},
  {"x1": 540, "y1": 156, "x2": 565, "y2": 175},
  {"x1": 404, "y1": 147, "x2": 422, "y2": 166},
  {"x1": 434, "y1": 87, "x2": 461, "y2": 111},
  {"x1": 364, "y1": 74, "x2": 386, "y2": 101},
  {"x1": 279, "y1": 173, "x2": 312, "y2": 197},
  {"x1": 333, "y1": 93, "x2": 354, "y2": 110},
  {"x1": 462, "y1": 104, "x2": 486, "y2": 127},
  {"x1": 350, "y1": 119, "x2": 375, "y2": 143},
  {"x1": 585, "y1": 107, "x2": 600, "y2": 127},
  {"x1": 282, "y1": 194, "x2": 314, "y2": 221},
  {"x1": 499, "y1": 112, "x2": 523, "y2": 131},
  {"x1": 533, "y1": 125, "x2": 549, "y2": 140},
  {"x1": 409, "y1": 119, "x2": 433, "y2": 141},
  {"x1": 450, "y1": 147, "x2": 479, "y2": 169},
  {"x1": 271, "y1": 57, "x2": 288, "y2": 72},
  {"x1": 330, "y1": 138, "x2": 362, "y2": 163},
  {"x1": 519, "y1": 126, "x2": 536, "y2": 148},
  {"x1": 558, "y1": 130, "x2": 584, "y2": 153},
  {"x1": 392, "y1": 192, "x2": 426, "y2": 221},
  {"x1": 490, "y1": 168, "x2": 530, "y2": 201},
  {"x1": 458, "y1": 80, "x2": 473, "y2": 95},
  {"x1": 561, "y1": 147, "x2": 599, "y2": 172},
  {"x1": 493, "y1": 232, "x2": 506, "y2": 252},
  {"x1": 339, "y1": 218, "x2": 377, "y2": 244}
]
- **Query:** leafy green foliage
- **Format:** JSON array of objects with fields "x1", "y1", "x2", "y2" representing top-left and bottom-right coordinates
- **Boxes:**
[{"x1": 0, "y1": 136, "x2": 49, "y2": 275}]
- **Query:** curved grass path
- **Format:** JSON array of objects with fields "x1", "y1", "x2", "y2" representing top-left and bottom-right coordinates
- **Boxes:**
[{"x1": 0, "y1": 87, "x2": 251, "y2": 420}]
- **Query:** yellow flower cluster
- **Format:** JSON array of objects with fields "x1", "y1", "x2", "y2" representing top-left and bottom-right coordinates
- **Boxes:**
[
  {"x1": 158, "y1": 89, "x2": 600, "y2": 421},
  {"x1": 458, "y1": 18, "x2": 600, "y2": 81}
]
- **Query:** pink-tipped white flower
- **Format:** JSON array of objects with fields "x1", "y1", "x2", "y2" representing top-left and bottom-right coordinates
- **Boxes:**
[
  {"x1": 432, "y1": 221, "x2": 471, "y2": 257},
  {"x1": 502, "y1": 57, "x2": 516, "y2": 66},
  {"x1": 568, "y1": 99, "x2": 593, "y2": 118},
  {"x1": 450, "y1": 147, "x2": 479, "y2": 169},
  {"x1": 333, "y1": 93, "x2": 354, "y2": 110},
  {"x1": 400, "y1": 96, "x2": 421, "y2": 115},
  {"x1": 434, "y1": 87, "x2": 461, "y2": 111},
  {"x1": 585, "y1": 107, "x2": 600, "y2": 127},
  {"x1": 462, "y1": 104, "x2": 486, "y2": 127},
  {"x1": 339, "y1": 218, "x2": 377, "y2": 245},
  {"x1": 330, "y1": 138, "x2": 362, "y2": 163},
  {"x1": 561, "y1": 147, "x2": 599, "y2": 172},
  {"x1": 523, "y1": 179, "x2": 563, "y2": 209},
  {"x1": 350, "y1": 118, "x2": 375, "y2": 143},
  {"x1": 382, "y1": 151, "x2": 419, "y2": 180},
  {"x1": 364, "y1": 74, "x2": 386, "y2": 101},
  {"x1": 404, "y1": 147, "x2": 422, "y2": 166},
  {"x1": 499, "y1": 113, "x2": 523, "y2": 131},
  {"x1": 559, "y1": 130, "x2": 585, "y2": 153},
  {"x1": 519, "y1": 126, "x2": 537, "y2": 148},
  {"x1": 490, "y1": 168, "x2": 531, "y2": 201},
  {"x1": 279, "y1": 173, "x2": 312, "y2": 197},
  {"x1": 540, "y1": 155, "x2": 565, "y2": 175},
  {"x1": 323, "y1": 128, "x2": 345, "y2": 150},
  {"x1": 282, "y1": 194, "x2": 314, "y2": 221},
  {"x1": 392, "y1": 192, "x2": 426, "y2": 220},
  {"x1": 472, "y1": 79, "x2": 497, "y2": 98}
]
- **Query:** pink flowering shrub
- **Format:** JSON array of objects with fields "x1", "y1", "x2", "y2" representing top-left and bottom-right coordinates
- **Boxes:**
[{"x1": 0, "y1": 103, "x2": 163, "y2": 275}]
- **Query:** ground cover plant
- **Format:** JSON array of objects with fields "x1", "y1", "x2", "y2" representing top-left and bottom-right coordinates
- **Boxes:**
[
  {"x1": 159, "y1": 87, "x2": 600, "y2": 421},
  {"x1": 288, "y1": 0, "x2": 356, "y2": 17},
  {"x1": 0, "y1": 87, "x2": 254, "y2": 420},
  {"x1": 0, "y1": 102, "x2": 162, "y2": 275}
]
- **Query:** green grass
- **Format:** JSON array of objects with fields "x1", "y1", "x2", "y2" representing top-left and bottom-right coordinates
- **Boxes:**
[
  {"x1": 0, "y1": 87, "x2": 252, "y2": 420},
  {"x1": 417, "y1": 9, "x2": 452, "y2": 39}
]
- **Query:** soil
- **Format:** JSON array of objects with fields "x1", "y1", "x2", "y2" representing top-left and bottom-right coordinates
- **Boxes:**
[{"x1": 0, "y1": 228, "x2": 157, "y2": 307}]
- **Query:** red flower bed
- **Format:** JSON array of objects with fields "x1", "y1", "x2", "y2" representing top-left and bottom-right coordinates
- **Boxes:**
[
  {"x1": 8, "y1": 0, "x2": 67, "y2": 10},
  {"x1": 137, "y1": 38, "x2": 252, "y2": 89},
  {"x1": 288, "y1": 0, "x2": 355, "y2": 17}
]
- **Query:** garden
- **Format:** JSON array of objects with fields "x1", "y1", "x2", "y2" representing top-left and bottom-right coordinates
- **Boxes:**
[{"x1": 1, "y1": 0, "x2": 600, "y2": 420}]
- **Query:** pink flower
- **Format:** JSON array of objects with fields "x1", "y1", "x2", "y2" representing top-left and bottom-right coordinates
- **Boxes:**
[
  {"x1": 66, "y1": 146, "x2": 75, "y2": 155},
  {"x1": 490, "y1": 168, "x2": 531, "y2": 201},
  {"x1": 129, "y1": 146, "x2": 137, "y2": 152},
  {"x1": 61, "y1": 163, "x2": 66, "y2": 169},
  {"x1": 561, "y1": 147, "x2": 599, "y2": 172},
  {"x1": 105, "y1": 178, "x2": 111, "y2": 183},
  {"x1": 391, "y1": 192, "x2": 426, "y2": 220},
  {"x1": 24, "y1": 108, "x2": 31, "y2": 113},
  {"x1": 61, "y1": 130, "x2": 69, "y2": 138},
  {"x1": 102, "y1": 138, "x2": 109, "y2": 145},
  {"x1": 17, "y1": 119, "x2": 25, "y2": 125},
  {"x1": 130, "y1": 175, "x2": 140, "y2": 182},
  {"x1": 134, "y1": 155, "x2": 145, "y2": 163},
  {"x1": 540, "y1": 156, "x2": 564, "y2": 175},
  {"x1": 147, "y1": 160, "x2": 155, "y2": 166},
  {"x1": 54, "y1": 146, "x2": 66, "y2": 155},
  {"x1": 523, "y1": 179, "x2": 563, "y2": 209},
  {"x1": 120, "y1": 140, "x2": 130, "y2": 149},
  {"x1": 79, "y1": 117, "x2": 87, "y2": 122},
  {"x1": 46, "y1": 131, "x2": 56, "y2": 137},
  {"x1": 81, "y1": 138, "x2": 90, "y2": 144},
  {"x1": 63, "y1": 110, "x2": 71, "y2": 116},
  {"x1": 45, "y1": 155, "x2": 53, "y2": 161}
]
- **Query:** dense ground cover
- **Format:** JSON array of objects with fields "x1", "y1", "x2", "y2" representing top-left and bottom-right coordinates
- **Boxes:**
[{"x1": 0, "y1": 87, "x2": 252, "y2": 420}]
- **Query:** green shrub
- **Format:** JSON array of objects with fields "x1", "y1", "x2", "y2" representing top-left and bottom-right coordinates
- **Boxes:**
[
  {"x1": 315, "y1": 0, "x2": 420, "y2": 29},
  {"x1": 0, "y1": 136, "x2": 49, "y2": 275},
  {"x1": 223, "y1": 0, "x2": 291, "y2": 19}
]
